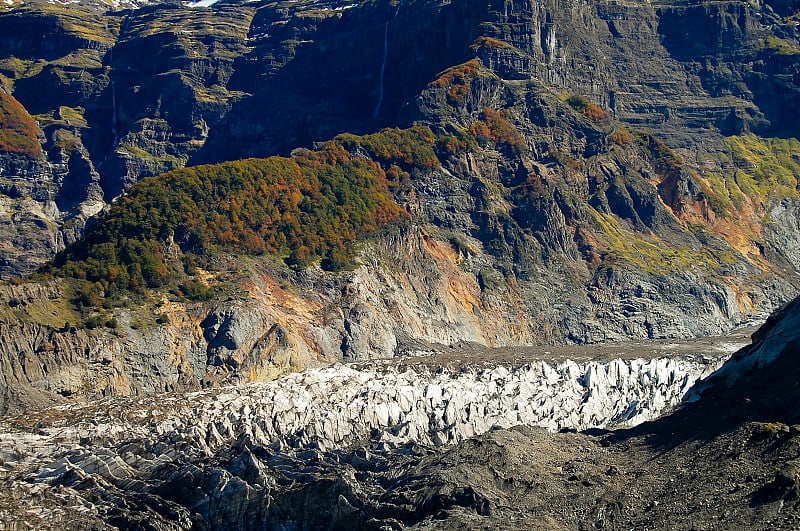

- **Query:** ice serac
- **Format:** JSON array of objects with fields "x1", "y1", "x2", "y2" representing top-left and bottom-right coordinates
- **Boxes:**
[
  {"x1": 1, "y1": 298, "x2": 797, "y2": 530},
  {"x1": 2, "y1": 354, "x2": 721, "y2": 457},
  {"x1": 0, "y1": 350, "x2": 725, "y2": 528}
]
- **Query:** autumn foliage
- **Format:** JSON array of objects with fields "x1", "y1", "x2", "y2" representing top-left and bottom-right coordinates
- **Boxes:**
[
  {"x1": 0, "y1": 92, "x2": 42, "y2": 157},
  {"x1": 565, "y1": 94, "x2": 611, "y2": 124},
  {"x1": 337, "y1": 125, "x2": 439, "y2": 172},
  {"x1": 431, "y1": 59, "x2": 482, "y2": 105},
  {"x1": 48, "y1": 129, "x2": 441, "y2": 296},
  {"x1": 609, "y1": 129, "x2": 632, "y2": 146},
  {"x1": 336, "y1": 125, "x2": 441, "y2": 195},
  {"x1": 639, "y1": 132, "x2": 682, "y2": 173},
  {"x1": 470, "y1": 36, "x2": 512, "y2": 50},
  {"x1": 469, "y1": 108, "x2": 525, "y2": 153}
]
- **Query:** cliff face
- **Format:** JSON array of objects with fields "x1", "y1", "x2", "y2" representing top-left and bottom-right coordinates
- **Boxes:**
[
  {"x1": 1, "y1": 0, "x2": 798, "y2": 199},
  {"x1": 0, "y1": 0, "x2": 798, "y2": 411}
]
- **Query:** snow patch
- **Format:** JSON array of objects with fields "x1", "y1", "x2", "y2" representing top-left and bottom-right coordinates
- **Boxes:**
[{"x1": 184, "y1": 0, "x2": 220, "y2": 7}]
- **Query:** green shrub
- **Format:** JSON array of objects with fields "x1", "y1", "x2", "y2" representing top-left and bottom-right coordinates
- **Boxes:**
[
  {"x1": 44, "y1": 127, "x2": 442, "y2": 302},
  {"x1": 564, "y1": 94, "x2": 610, "y2": 123},
  {"x1": 178, "y1": 280, "x2": 213, "y2": 301}
]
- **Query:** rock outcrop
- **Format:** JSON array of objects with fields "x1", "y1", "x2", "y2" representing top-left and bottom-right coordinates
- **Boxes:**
[{"x1": 685, "y1": 295, "x2": 800, "y2": 423}]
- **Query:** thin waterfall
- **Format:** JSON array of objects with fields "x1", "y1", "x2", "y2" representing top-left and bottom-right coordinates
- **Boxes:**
[
  {"x1": 109, "y1": 12, "x2": 129, "y2": 151},
  {"x1": 372, "y1": 3, "x2": 400, "y2": 120},
  {"x1": 110, "y1": 80, "x2": 118, "y2": 148}
]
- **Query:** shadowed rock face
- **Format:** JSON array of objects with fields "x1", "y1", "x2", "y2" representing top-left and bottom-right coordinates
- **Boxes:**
[{"x1": 684, "y1": 296, "x2": 800, "y2": 424}]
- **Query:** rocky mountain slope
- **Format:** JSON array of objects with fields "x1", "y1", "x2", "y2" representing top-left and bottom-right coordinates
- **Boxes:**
[
  {"x1": 0, "y1": 0, "x2": 799, "y2": 525},
  {"x1": 0, "y1": 0, "x2": 798, "y2": 412},
  {"x1": 0, "y1": 295, "x2": 796, "y2": 529}
]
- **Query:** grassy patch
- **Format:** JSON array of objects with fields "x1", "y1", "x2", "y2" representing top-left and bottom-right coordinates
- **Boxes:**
[
  {"x1": 588, "y1": 207, "x2": 739, "y2": 275},
  {"x1": 0, "y1": 91, "x2": 42, "y2": 157},
  {"x1": 118, "y1": 143, "x2": 185, "y2": 167},
  {"x1": 58, "y1": 105, "x2": 87, "y2": 126},
  {"x1": 35, "y1": 106, "x2": 88, "y2": 129},
  {"x1": 0, "y1": 280, "x2": 80, "y2": 329},
  {"x1": 194, "y1": 84, "x2": 235, "y2": 104},
  {"x1": 126, "y1": 5, "x2": 253, "y2": 46},
  {"x1": 702, "y1": 171, "x2": 734, "y2": 215},
  {"x1": 0, "y1": 57, "x2": 33, "y2": 79},
  {"x1": 18, "y1": 5, "x2": 117, "y2": 46},
  {"x1": 726, "y1": 134, "x2": 800, "y2": 201},
  {"x1": 760, "y1": 35, "x2": 800, "y2": 55},
  {"x1": 50, "y1": 49, "x2": 105, "y2": 69}
]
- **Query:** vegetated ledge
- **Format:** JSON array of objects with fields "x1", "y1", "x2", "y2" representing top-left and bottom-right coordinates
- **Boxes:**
[
  {"x1": 35, "y1": 125, "x2": 456, "y2": 308},
  {"x1": 0, "y1": 91, "x2": 42, "y2": 158}
]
